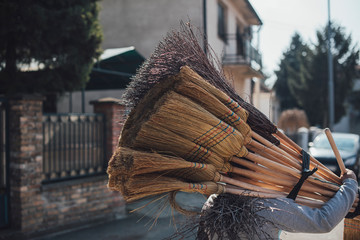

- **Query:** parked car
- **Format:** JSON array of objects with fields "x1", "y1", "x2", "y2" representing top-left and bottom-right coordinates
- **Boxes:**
[{"x1": 309, "y1": 132, "x2": 360, "y2": 177}]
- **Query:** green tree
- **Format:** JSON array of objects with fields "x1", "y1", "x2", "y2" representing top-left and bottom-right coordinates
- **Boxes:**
[
  {"x1": 0, "y1": 0, "x2": 103, "y2": 95},
  {"x1": 314, "y1": 24, "x2": 358, "y2": 126},
  {"x1": 348, "y1": 68, "x2": 360, "y2": 111},
  {"x1": 274, "y1": 24, "x2": 359, "y2": 127},
  {"x1": 273, "y1": 33, "x2": 309, "y2": 111}
]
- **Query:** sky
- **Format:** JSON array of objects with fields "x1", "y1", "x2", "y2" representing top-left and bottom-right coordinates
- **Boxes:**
[{"x1": 249, "y1": 0, "x2": 360, "y2": 87}]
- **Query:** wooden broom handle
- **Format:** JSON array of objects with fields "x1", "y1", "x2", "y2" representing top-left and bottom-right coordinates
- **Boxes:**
[
  {"x1": 225, "y1": 186, "x2": 324, "y2": 208},
  {"x1": 242, "y1": 152, "x2": 340, "y2": 192},
  {"x1": 251, "y1": 132, "x2": 336, "y2": 182},
  {"x1": 275, "y1": 130, "x2": 341, "y2": 184},
  {"x1": 324, "y1": 128, "x2": 346, "y2": 175}
]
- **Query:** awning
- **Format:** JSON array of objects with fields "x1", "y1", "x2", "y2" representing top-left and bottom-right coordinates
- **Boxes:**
[{"x1": 86, "y1": 47, "x2": 145, "y2": 90}]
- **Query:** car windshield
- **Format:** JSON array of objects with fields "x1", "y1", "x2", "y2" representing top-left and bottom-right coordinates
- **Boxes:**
[{"x1": 313, "y1": 135, "x2": 355, "y2": 151}]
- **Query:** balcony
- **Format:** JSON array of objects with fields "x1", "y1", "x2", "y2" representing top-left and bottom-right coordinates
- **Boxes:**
[{"x1": 222, "y1": 34, "x2": 262, "y2": 72}]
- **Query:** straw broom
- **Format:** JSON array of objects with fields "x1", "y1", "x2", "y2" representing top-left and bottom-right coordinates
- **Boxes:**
[
  {"x1": 114, "y1": 22, "x2": 358, "y2": 216},
  {"x1": 108, "y1": 147, "x2": 339, "y2": 204},
  {"x1": 122, "y1": 96, "x2": 360, "y2": 210},
  {"x1": 119, "y1": 77, "x2": 357, "y2": 211},
  {"x1": 113, "y1": 91, "x2": 358, "y2": 209},
  {"x1": 121, "y1": 104, "x2": 342, "y2": 201},
  {"x1": 122, "y1": 22, "x2": 341, "y2": 186},
  {"x1": 171, "y1": 65, "x2": 340, "y2": 185},
  {"x1": 107, "y1": 148, "x2": 286, "y2": 201},
  {"x1": 134, "y1": 89, "x2": 342, "y2": 193},
  {"x1": 107, "y1": 153, "x2": 357, "y2": 213},
  {"x1": 119, "y1": 174, "x2": 325, "y2": 209},
  {"x1": 107, "y1": 149, "x2": 327, "y2": 210},
  {"x1": 135, "y1": 63, "x2": 338, "y2": 187},
  {"x1": 121, "y1": 21, "x2": 330, "y2": 178}
]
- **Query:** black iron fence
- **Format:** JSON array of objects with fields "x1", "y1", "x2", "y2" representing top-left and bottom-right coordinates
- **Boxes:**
[{"x1": 42, "y1": 113, "x2": 106, "y2": 183}]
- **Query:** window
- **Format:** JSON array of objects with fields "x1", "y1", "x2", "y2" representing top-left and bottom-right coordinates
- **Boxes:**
[
  {"x1": 236, "y1": 24, "x2": 244, "y2": 56},
  {"x1": 217, "y1": 3, "x2": 226, "y2": 41}
]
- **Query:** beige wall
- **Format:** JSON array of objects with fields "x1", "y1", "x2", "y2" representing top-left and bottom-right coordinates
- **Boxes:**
[
  {"x1": 100, "y1": 0, "x2": 203, "y2": 58},
  {"x1": 99, "y1": 0, "x2": 259, "y2": 100},
  {"x1": 224, "y1": 66, "x2": 252, "y2": 100},
  {"x1": 252, "y1": 80, "x2": 280, "y2": 123},
  {"x1": 207, "y1": 0, "x2": 256, "y2": 97},
  {"x1": 206, "y1": 0, "x2": 224, "y2": 58},
  {"x1": 206, "y1": 0, "x2": 252, "y2": 61}
]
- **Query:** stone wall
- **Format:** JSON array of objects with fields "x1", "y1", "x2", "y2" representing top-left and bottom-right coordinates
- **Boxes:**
[{"x1": 5, "y1": 95, "x2": 125, "y2": 236}]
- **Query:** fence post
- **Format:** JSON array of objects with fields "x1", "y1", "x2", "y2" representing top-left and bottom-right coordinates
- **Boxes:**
[
  {"x1": 8, "y1": 95, "x2": 45, "y2": 231},
  {"x1": 91, "y1": 97, "x2": 127, "y2": 161}
]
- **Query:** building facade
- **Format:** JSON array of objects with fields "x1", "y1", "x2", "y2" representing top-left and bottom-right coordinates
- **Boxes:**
[{"x1": 99, "y1": 0, "x2": 263, "y2": 99}]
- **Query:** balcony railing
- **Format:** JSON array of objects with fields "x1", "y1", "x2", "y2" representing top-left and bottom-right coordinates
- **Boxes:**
[{"x1": 222, "y1": 34, "x2": 262, "y2": 71}]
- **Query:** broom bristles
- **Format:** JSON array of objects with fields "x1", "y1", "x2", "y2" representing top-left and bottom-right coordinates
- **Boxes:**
[
  {"x1": 174, "y1": 66, "x2": 249, "y2": 123},
  {"x1": 158, "y1": 90, "x2": 251, "y2": 143},
  {"x1": 123, "y1": 22, "x2": 279, "y2": 145},
  {"x1": 144, "y1": 115, "x2": 248, "y2": 160},
  {"x1": 122, "y1": 174, "x2": 224, "y2": 202},
  {"x1": 147, "y1": 92, "x2": 248, "y2": 159},
  {"x1": 175, "y1": 79, "x2": 251, "y2": 139},
  {"x1": 119, "y1": 72, "x2": 179, "y2": 148},
  {"x1": 107, "y1": 147, "x2": 226, "y2": 183},
  {"x1": 135, "y1": 123, "x2": 232, "y2": 172},
  {"x1": 121, "y1": 66, "x2": 252, "y2": 151},
  {"x1": 108, "y1": 147, "x2": 189, "y2": 176}
]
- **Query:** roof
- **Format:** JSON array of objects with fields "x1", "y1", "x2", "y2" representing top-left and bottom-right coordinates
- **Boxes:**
[
  {"x1": 99, "y1": 47, "x2": 136, "y2": 60},
  {"x1": 232, "y1": 0, "x2": 262, "y2": 26},
  {"x1": 244, "y1": 0, "x2": 262, "y2": 25},
  {"x1": 86, "y1": 47, "x2": 145, "y2": 90}
]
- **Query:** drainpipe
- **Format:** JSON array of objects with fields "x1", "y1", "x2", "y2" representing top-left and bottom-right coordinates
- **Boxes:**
[
  {"x1": 203, "y1": 0, "x2": 207, "y2": 54},
  {"x1": 327, "y1": 0, "x2": 334, "y2": 129}
]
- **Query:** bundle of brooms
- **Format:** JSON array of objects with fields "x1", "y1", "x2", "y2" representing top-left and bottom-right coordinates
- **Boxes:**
[{"x1": 107, "y1": 22, "x2": 359, "y2": 219}]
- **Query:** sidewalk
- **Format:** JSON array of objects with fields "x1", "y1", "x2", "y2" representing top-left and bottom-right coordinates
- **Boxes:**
[
  {"x1": 32, "y1": 212, "x2": 192, "y2": 240},
  {"x1": 31, "y1": 192, "x2": 205, "y2": 240},
  {"x1": 28, "y1": 192, "x2": 344, "y2": 240}
]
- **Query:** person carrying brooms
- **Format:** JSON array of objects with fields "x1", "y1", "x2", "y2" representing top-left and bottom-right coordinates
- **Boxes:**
[{"x1": 107, "y1": 22, "x2": 360, "y2": 239}]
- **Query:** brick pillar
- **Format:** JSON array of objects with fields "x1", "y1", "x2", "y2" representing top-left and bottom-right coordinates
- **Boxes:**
[
  {"x1": 91, "y1": 98, "x2": 128, "y2": 159},
  {"x1": 8, "y1": 95, "x2": 45, "y2": 231}
]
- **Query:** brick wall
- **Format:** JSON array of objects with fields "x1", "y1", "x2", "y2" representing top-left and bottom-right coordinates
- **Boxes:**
[
  {"x1": 40, "y1": 176, "x2": 124, "y2": 230},
  {"x1": 91, "y1": 97, "x2": 128, "y2": 157},
  {"x1": 8, "y1": 95, "x2": 44, "y2": 231},
  {"x1": 6, "y1": 95, "x2": 125, "y2": 236}
]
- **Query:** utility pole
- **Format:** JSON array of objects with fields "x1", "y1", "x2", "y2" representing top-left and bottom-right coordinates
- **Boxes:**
[{"x1": 327, "y1": 0, "x2": 334, "y2": 129}]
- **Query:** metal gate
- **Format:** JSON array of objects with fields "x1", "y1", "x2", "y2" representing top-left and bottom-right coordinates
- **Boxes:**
[{"x1": 0, "y1": 98, "x2": 9, "y2": 228}]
